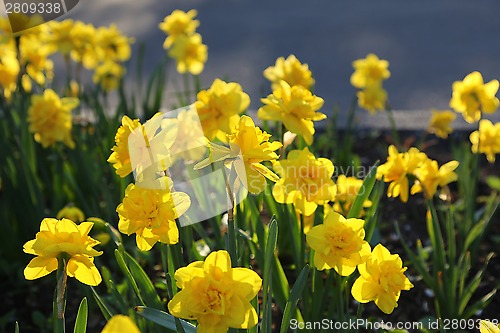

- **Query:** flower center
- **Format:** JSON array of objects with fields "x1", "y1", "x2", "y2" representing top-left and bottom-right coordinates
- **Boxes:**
[{"x1": 202, "y1": 286, "x2": 225, "y2": 315}]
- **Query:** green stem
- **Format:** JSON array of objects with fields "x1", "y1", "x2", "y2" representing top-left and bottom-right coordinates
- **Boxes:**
[
  {"x1": 335, "y1": 273, "x2": 344, "y2": 324},
  {"x1": 299, "y1": 213, "x2": 305, "y2": 268},
  {"x1": 225, "y1": 176, "x2": 237, "y2": 266},
  {"x1": 193, "y1": 75, "x2": 202, "y2": 94},
  {"x1": 183, "y1": 73, "x2": 191, "y2": 106},
  {"x1": 416, "y1": 131, "x2": 429, "y2": 150},
  {"x1": 63, "y1": 54, "x2": 72, "y2": 87},
  {"x1": 161, "y1": 244, "x2": 175, "y2": 299},
  {"x1": 54, "y1": 256, "x2": 68, "y2": 333},
  {"x1": 385, "y1": 105, "x2": 402, "y2": 149}
]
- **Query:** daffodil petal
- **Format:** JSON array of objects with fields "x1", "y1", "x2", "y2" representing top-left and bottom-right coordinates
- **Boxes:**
[
  {"x1": 67, "y1": 255, "x2": 102, "y2": 286},
  {"x1": 24, "y1": 256, "x2": 58, "y2": 280}
]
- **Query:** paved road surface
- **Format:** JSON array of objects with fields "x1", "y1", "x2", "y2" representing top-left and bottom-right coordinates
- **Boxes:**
[{"x1": 3, "y1": 0, "x2": 500, "y2": 126}]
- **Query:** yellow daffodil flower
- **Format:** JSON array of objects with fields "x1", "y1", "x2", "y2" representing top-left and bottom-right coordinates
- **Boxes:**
[
  {"x1": 228, "y1": 116, "x2": 282, "y2": 194},
  {"x1": 258, "y1": 81, "x2": 325, "y2": 145},
  {"x1": 108, "y1": 115, "x2": 142, "y2": 177},
  {"x1": 427, "y1": 110, "x2": 456, "y2": 139},
  {"x1": 351, "y1": 244, "x2": 413, "y2": 314},
  {"x1": 101, "y1": 315, "x2": 141, "y2": 333},
  {"x1": 23, "y1": 218, "x2": 102, "y2": 286},
  {"x1": 273, "y1": 148, "x2": 335, "y2": 216},
  {"x1": 470, "y1": 119, "x2": 500, "y2": 163},
  {"x1": 411, "y1": 159, "x2": 459, "y2": 198},
  {"x1": 45, "y1": 20, "x2": 75, "y2": 55},
  {"x1": 0, "y1": 41, "x2": 20, "y2": 98},
  {"x1": 27, "y1": 89, "x2": 79, "y2": 149},
  {"x1": 159, "y1": 9, "x2": 199, "y2": 49},
  {"x1": 376, "y1": 145, "x2": 428, "y2": 202},
  {"x1": 357, "y1": 83, "x2": 387, "y2": 114},
  {"x1": 263, "y1": 54, "x2": 315, "y2": 90},
  {"x1": 450, "y1": 71, "x2": 499, "y2": 123},
  {"x1": 56, "y1": 206, "x2": 85, "y2": 223},
  {"x1": 333, "y1": 175, "x2": 372, "y2": 217},
  {"x1": 350, "y1": 53, "x2": 390, "y2": 89},
  {"x1": 168, "y1": 250, "x2": 262, "y2": 333},
  {"x1": 117, "y1": 182, "x2": 190, "y2": 251},
  {"x1": 93, "y1": 61, "x2": 126, "y2": 92},
  {"x1": 162, "y1": 106, "x2": 208, "y2": 163},
  {"x1": 196, "y1": 116, "x2": 281, "y2": 194},
  {"x1": 70, "y1": 21, "x2": 100, "y2": 69},
  {"x1": 19, "y1": 33, "x2": 54, "y2": 86},
  {"x1": 195, "y1": 79, "x2": 250, "y2": 141},
  {"x1": 306, "y1": 211, "x2": 371, "y2": 276},
  {"x1": 96, "y1": 24, "x2": 133, "y2": 62},
  {"x1": 168, "y1": 33, "x2": 207, "y2": 75}
]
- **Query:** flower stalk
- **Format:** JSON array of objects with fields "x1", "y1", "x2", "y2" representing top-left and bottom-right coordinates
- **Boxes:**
[
  {"x1": 225, "y1": 169, "x2": 237, "y2": 267},
  {"x1": 54, "y1": 255, "x2": 68, "y2": 333}
]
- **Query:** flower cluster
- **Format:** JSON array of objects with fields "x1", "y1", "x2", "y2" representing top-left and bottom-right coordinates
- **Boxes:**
[
  {"x1": 18, "y1": 7, "x2": 499, "y2": 331},
  {"x1": 50, "y1": 20, "x2": 133, "y2": 91},
  {"x1": 159, "y1": 9, "x2": 207, "y2": 75},
  {"x1": 108, "y1": 113, "x2": 192, "y2": 251},
  {"x1": 377, "y1": 145, "x2": 459, "y2": 202},
  {"x1": 0, "y1": 17, "x2": 133, "y2": 95},
  {"x1": 306, "y1": 211, "x2": 413, "y2": 314},
  {"x1": 351, "y1": 53, "x2": 390, "y2": 113}
]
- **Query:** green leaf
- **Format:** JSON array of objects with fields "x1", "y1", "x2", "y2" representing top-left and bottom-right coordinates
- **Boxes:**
[
  {"x1": 135, "y1": 307, "x2": 196, "y2": 333},
  {"x1": 280, "y1": 265, "x2": 310, "y2": 333},
  {"x1": 91, "y1": 287, "x2": 114, "y2": 321},
  {"x1": 486, "y1": 176, "x2": 500, "y2": 191},
  {"x1": 262, "y1": 218, "x2": 278, "y2": 333},
  {"x1": 426, "y1": 200, "x2": 446, "y2": 274},
  {"x1": 272, "y1": 256, "x2": 290, "y2": 310},
  {"x1": 347, "y1": 161, "x2": 379, "y2": 218},
  {"x1": 458, "y1": 252, "x2": 494, "y2": 315},
  {"x1": 73, "y1": 298, "x2": 88, "y2": 333},
  {"x1": 14, "y1": 322, "x2": 19, "y2": 333},
  {"x1": 463, "y1": 220, "x2": 486, "y2": 253},
  {"x1": 115, "y1": 249, "x2": 144, "y2": 305},
  {"x1": 395, "y1": 225, "x2": 435, "y2": 290},
  {"x1": 462, "y1": 288, "x2": 497, "y2": 319},
  {"x1": 124, "y1": 251, "x2": 164, "y2": 309},
  {"x1": 263, "y1": 219, "x2": 278, "y2": 296}
]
